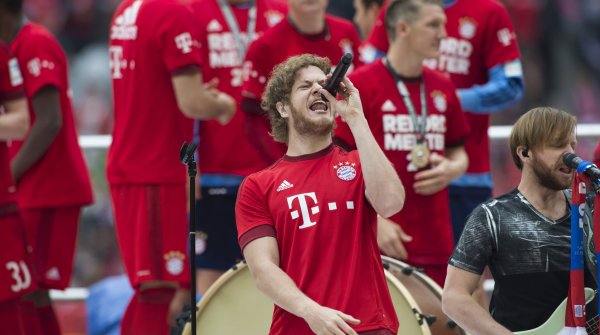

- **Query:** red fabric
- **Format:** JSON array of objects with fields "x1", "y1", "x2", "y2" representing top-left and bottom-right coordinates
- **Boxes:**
[
  {"x1": 36, "y1": 304, "x2": 61, "y2": 335},
  {"x1": 111, "y1": 184, "x2": 189, "y2": 287},
  {"x1": 366, "y1": 0, "x2": 521, "y2": 174},
  {"x1": 236, "y1": 145, "x2": 398, "y2": 335},
  {"x1": 0, "y1": 44, "x2": 23, "y2": 205},
  {"x1": 241, "y1": 15, "x2": 362, "y2": 163},
  {"x1": 21, "y1": 207, "x2": 81, "y2": 289},
  {"x1": 8, "y1": 23, "x2": 93, "y2": 208},
  {"x1": 190, "y1": 0, "x2": 287, "y2": 175},
  {"x1": 336, "y1": 62, "x2": 469, "y2": 265},
  {"x1": 107, "y1": 0, "x2": 202, "y2": 185},
  {"x1": 0, "y1": 299, "x2": 27, "y2": 334},
  {"x1": 129, "y1": 288, "x2": 175, "y2": 335},
  {"x1": 19, "y1": 299, "x2": 42, "y2": 335},
  {"x1": 0, "y1": 212, "x2": 36, "y2": 301}
]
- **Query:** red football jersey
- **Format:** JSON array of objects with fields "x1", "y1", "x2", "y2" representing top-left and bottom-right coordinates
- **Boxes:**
[
  {"x1": 336, "y1": 61, "x2": 470, "y2": 264},
  {"x1": 8, "y1": 23, "x2": 93, "y2": 208},
  {"x1": 236, "y1": 145, "x2": 398, "y2": 335},
  {"x1": 190, "y1": 0, "x2": 287, "y2": 176},
  {"x1": 108, "y1": 0, "x2": 203, "y2": 185},
  {"x1": 366, "y1": 0, "x2": 520, "y2": 174},
  {"x1": 0, "y1": 44, "x2": 24, "y2": 206},
  {"x1": 242, "y1": 15, "x2": 362, "y2": 101}
]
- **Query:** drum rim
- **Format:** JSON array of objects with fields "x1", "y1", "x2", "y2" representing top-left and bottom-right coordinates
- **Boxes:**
[
  {"x1": 384, "y1": 269, "x2": 432, "y2": 335},
  {"x1": 381, "y1": 256, "x2": 443, "y2": 300}
]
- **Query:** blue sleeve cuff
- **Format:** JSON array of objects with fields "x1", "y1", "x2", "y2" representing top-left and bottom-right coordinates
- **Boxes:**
[{"x1": 458, "y1": 60, "x2": 524, "y2": 114}]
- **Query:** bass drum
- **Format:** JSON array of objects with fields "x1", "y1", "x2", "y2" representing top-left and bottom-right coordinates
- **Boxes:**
[
  {"x1": 382, "y1": 256, "x2": 466, "y2": 335},
  {"x1": 182, "y1": 260, "x2": 431, "y2": 334}
]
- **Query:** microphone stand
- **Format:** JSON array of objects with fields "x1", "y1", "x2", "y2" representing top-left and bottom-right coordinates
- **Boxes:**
[{"x1": 180, "y1": 142, "x2": 198, "y2": 335}]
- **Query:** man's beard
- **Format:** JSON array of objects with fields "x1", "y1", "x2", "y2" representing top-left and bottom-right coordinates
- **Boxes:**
[
  {"x1": 531, "y1": 155, "x2": 572, "y2": 191},
  {"x1": 290, "y1": 105, "x2": 334, "y2": 138}
]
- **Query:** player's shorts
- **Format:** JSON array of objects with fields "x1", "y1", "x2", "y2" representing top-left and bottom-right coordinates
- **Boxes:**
[
  {"x1": 0, "y1": 203, "x2": 36, "y2": 301},
  {"x1": 20, "y1": 206, "x2": 81, "y2": 289},
  {"x1": 195, "y1": 186, "x2": 242, "y2": 271},
  {"x1": 449, "y1": 185, "x2": 492, "y2": 245},
  {"x1": 110, "y1": 184, "x2": 190, "y2": 288}
]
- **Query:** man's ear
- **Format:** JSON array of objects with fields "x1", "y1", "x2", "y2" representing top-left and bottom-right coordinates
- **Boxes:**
[{"x1": 276, "y1": 102, "x2": 288, "y2": 118}]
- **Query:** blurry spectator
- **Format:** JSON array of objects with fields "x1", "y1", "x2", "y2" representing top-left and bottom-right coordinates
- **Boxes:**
[
  {"x1": 353, "y1": 0, "x2": 384, "y2": 39},
  {"x1": 188, "y1": 0, "x2": 287, "y2": 297}
]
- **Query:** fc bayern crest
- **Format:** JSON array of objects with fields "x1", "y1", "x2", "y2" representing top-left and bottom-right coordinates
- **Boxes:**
[
  {"x1": 459, "y1": 18, "x2": 477, "y2": 39},
  {"x1": 334, "y1": 162, "x2": 357, "y2": 181},
  {"x1": 164, "y1": 251, "x2": 185, "y2": 276},
  {"x1": 431, "y1": 91, "x2": 447, "y2": 112}
]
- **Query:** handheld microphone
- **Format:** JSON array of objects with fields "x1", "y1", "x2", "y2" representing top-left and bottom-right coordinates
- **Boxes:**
[
  {"x1": 562, "y1": 152, "x2": 600, "y2": 180},
  {"x1": 322, "y1": 53, "x2": 353, "y2": 97}
]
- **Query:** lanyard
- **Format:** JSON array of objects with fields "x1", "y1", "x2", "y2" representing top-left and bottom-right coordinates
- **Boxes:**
[
  {"x1": 384, "y1": 58, "x2": 427, "y2": 143},
  {"x1": 217, "y1": 0, "x2": 257, "y2": 59}
]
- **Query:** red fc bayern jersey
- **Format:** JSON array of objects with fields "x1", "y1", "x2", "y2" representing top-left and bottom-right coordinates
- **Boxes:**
[
  {"x1": 190, "y1": 0, "x2": 287, "y2": 176},
  {"x1": 8, "y1": 23, "x2": 93, "y2": 208},
  {"x1": 336, "y1": 61, "x2": 470, "y2": 264},
  {"x1": 108, "y1": 0, "x2": 202, "y2": 185},
  {"x1": 236, "y1": 145, "x2": 398, "y2": 335},
  {"x1": 367, "y1": 0, "x2": 520, "y2": 174},
  {"x1": 0, "y1": 44, "x2": 24, "y2": 206},
  {"x1": 242, "y1": 15, "x2": 362, "y2": 102}
]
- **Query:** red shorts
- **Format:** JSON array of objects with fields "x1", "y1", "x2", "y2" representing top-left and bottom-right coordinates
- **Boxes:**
[
  {"x1": 0, "y1": 205, "x2": 36, "y2": 301},
  {"x1": 110, "y1": 184, "x2": 190, "y2": 288},
  {"x1": 20, "y1": 206, "x2": 81, "y2": 290}
]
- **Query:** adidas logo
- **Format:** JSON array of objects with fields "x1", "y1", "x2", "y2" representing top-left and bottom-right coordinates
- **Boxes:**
[
  {"x1": 276, "y1": 180, "x2": 294, "y2": 192},
  {"x1": 46, "y1": 267, "x2": 61, "y2": 281},
  {"x1": 111, "y1": 0, "x2": 142, "y2": 40},
  {"x1": 381, "y1": 99, "x2": 396, "y2": 112},
  {"x1": 207, "y1": 19, "x2": 223, "y2": 32}
]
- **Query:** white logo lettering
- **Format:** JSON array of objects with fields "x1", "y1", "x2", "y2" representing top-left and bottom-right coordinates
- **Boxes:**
[
  {"x1": 497, "y1": 28, "x2": 513, "y2": 47},
  {"x1": 6, "y1": 261, "x2": 32, "y2": 293},
  {"x1": 110, "y1": 0, "x2": 141, "y2": 40},
  {"x1": 287, "y1": 192, "x2": 319, "y2": 229},
  {"x1": 109, "y1": 46, "x2": 125, "y2": 79},
  {"x1": 175, "y1": 33, "x2": 193, "y2": 54}
]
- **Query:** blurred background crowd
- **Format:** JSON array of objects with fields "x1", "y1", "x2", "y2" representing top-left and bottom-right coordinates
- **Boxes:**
[{"x1": 19, "y1": 0, "x2": 600, "y2": 291}]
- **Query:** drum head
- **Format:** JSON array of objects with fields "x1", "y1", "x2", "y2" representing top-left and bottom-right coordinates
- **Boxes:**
[
  {"x1": 382, "y1": 256, "x2": 466, "y2": 335},
  {"x1": 183, "y1": 260, "x2": 431, "y2": 334}
]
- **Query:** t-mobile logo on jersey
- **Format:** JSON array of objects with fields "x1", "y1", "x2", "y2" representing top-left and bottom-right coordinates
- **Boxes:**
[
  {"x1": 287, "y1": 192, "x2": 355, "y2": 229},
  {"x1": 175, "y1": 32, "x2": 193, "y2": 54},
  {"x1": 109, "y1": 46, "x2": 125, "y2": 79},
  {"x1": 288, "y1": 192, "x2": 319, "y2": 229}
]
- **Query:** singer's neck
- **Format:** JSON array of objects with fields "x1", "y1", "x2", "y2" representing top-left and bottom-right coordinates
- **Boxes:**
[
  {"x1": 386, "y1": 42, "x2": 424, "y2": 78},
  {"x1": 288, "y1": 10, "x2": 326, "y2": 35},
  {"x1": 517, "y1": 170, "x2": 569, "y2": 220}
]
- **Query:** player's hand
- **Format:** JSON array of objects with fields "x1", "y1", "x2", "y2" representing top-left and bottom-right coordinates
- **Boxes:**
[
  {"x1": 377, "y1": 216, "x2": 412, "y2": 260},
  {"x1": 303, "y1": 305, "x2": 360, "y2": 335},
  {"x1": 413, "y1": 153, "x2": 453, "y2": 195},
  {"x1": 168, "y1": 288, "x2": 191, "y2": 327},
  {"x1": 319, "y1": 77, "x2": 364, "y2": 128},
  {"x1": 203, "y1": 77, "x2": 219, "y2": 90},
  {"x1": 216, "y1": 92, "x2": 236, "y2": 125}
]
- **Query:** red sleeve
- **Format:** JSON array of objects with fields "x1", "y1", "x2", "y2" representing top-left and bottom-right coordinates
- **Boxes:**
[
  {"x1": 241, "y1": 37, "x2": 270, "y2": 100},
  {"x1": 444, "y1": 83, "x2": 470, "y2": 147},
  {"x1": 482, "y1": 3, "x2": 521, "y2": 70},
  {"x1": 17, "y1": 31, "x2": 64, "y2": 97},
  {"x1": 0, "y1": 48, "x2": 24, "y2": 102},
  {"x1": 364, "y1": 0, "x2": 390, "y2": 52},
  {"x1": 235, "y1": 175, "x2": 276, "y2": 250},
  {"x1": 156, "y1": 3, "x2": 203, "y2": 72}
]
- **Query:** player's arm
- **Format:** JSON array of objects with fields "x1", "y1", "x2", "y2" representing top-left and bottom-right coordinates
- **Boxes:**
[
  {"x1": 442, "y1": 265, "x2": 511, "y2": 335},
  {"x1": 324, "y1": 77, "x2": 404, "y2": 218},
  {"x1": 413, "y1": 145, "x2": 468, "y2": 196},
  {"x1": 0, "y1": 96, "x2": 29, "y2": 140},
  {"x1": 243, "y1": 236, "x2": 360, "y2": 335},
  {"x1": 172, "y1": 65, "x2": 235, "y2": 124},
  {"x1": 457, "y1": 61, "x2": 524, "y2": 113},
  {"x1": 10, "y1": 85, "x2": 61, "y2": 182}
]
